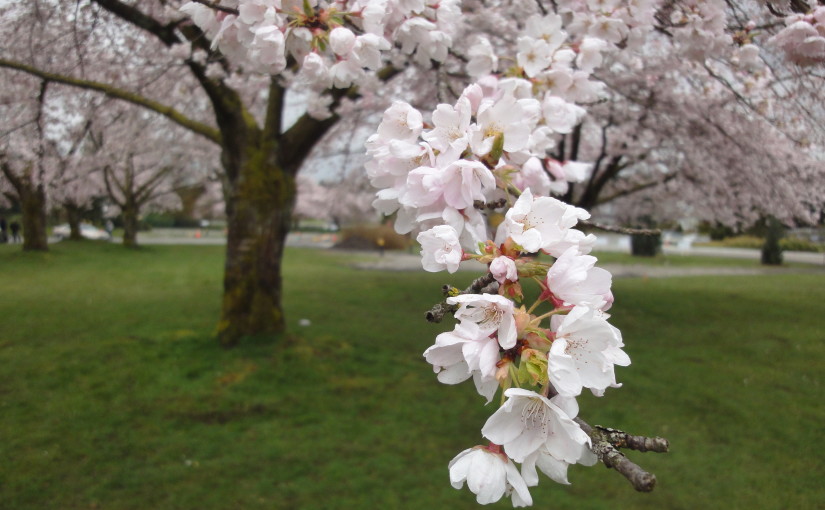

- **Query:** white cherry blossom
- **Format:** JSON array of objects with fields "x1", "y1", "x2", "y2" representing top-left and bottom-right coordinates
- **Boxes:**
[
  {"x1": 441, "y1": 159, "x2": 497, "y2": 210},
  {"x1": 541, "y1": 95, "x2": 586, "y2": 134},
  {"x1": 329, "y1": 27, "x2": 356, "y2": 56},
  {"x1": 549, "y1": 306, "x2": 630, "y2": 397},
  {"x1": 449, "y1": 446, "x2": 533, "y2": 507},
  {"x1": 423, "y1": 321, "x2": 500, "y2": 401},
  {"x1": 417, "y1": 224, "x2": 463, "y2": 273},
  {"x1": 376, "y1": 101, "x2": 423, "y2": 142},
  {"x1": 481, "y1": 388, "x2": 591, "y2": 463},
  {"x1": 495, "y1": 188, "x2": 593, "y2": 256},
  {"x1": 421, "y1": 97, "x2": 472, "y2": 155},
  {"x1": 447, "y1": 293, "x2": 518, "y2": 349},
  {"x1": 524, "y1": 13, "x2": 567, "y2": 51},
  {"x1": 517, "y1": 37, "x2": 554, "y2": 78},
  {"x1": 470, "y1": 95, "x2": 533, "y2": 156},
  {"x1": 545, "y1": 247, "x2": 613, "y2": 310},
  {"x1": 467, "y1": 37, "x2": 498, "y2": 77},
  {"x1": 520, "y1": 441, "x2": 597, "y2": 486}
]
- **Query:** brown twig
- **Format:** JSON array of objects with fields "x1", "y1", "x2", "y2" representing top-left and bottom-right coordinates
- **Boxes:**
[
  {"x1": 575, "y1": 418, "x2": 667, "y2": 492},
  {"x1": 425, "y1": 273, "x2": 498, "y2": 323},
  {"x1": 189, "y1": 0, "x2": 240, "y2": 15},
  {"x1": 594, "y1": 425, "x2": 670, "y2": 453},
  {"x1": 580, "y1": 221, "x2": 661, "y2": 236}
]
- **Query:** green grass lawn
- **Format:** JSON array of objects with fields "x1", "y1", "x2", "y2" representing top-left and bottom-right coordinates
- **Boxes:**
[{"x1": 0, "y1": 242, "x2": 823, "y2": 509}]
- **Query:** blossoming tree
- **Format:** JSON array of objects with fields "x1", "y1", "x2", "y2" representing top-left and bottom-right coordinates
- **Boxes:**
[
  {"x1": 0, "y1": 74, "x2": 111, "y2": 250},
  {"x1": 3, "y1": 0, "x2": 820, "y2": 342}
]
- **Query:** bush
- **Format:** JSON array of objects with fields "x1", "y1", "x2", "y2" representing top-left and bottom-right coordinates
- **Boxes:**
[
  {"x1": 780, "y1": 236, "x2": 824, "y2": 253},
  {"x1": 337, "y1": 224, "x2": 411, "y2": 251},
  {"x1": 696, "y1": 235, "x2": 822, "y2": 253}
]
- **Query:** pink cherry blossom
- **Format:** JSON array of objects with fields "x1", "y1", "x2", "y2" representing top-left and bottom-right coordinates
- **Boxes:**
[
  {"x1": 417, "y1": 225, "x2": 463, "y2": 273},
  {"x1": 490, "y1": 256, "x2": 518, "y2": 284}
]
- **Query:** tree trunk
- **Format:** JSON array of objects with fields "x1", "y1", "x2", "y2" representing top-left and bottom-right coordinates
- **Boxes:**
[
  {"x1": 66, "y1": 204, "x2": 84, "y2": 241},
  {"x1": 121, "y1": 203, "x2": 139, "y2": 248},
  {"x1": 217, "y1": 144, "x2": 296, "y2": 347},
  {"x1": 20, "y1": 184, "x2": 48, "y2": 251}
]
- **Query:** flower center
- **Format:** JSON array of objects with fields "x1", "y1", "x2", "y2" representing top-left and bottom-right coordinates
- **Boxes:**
[
  {"x1": 480, "y1": 305, "x2": 503, "y2": 327},
  {"x1": 520, "y1": 398, "x2": 549, "y2": 433}
]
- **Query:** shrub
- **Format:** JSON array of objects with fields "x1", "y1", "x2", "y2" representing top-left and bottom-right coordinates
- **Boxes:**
[
  {"x1": 697, "y1": 235, "x2": 822, "y2": 252},
  {"x1": 780, "y1": 236, "x2": 824, "y2": 253},
  {"x1": 337, "y1": 224, "x2": 411, "y2": 251}
]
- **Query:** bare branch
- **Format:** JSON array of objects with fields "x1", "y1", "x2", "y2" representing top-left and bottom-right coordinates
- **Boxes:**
[
  {"x1": 593, "y1": 425, "x2": 670, "y2": 453},
  {"x1": 575, "y1": 418, "x2": 665, "y2": 492},
  {"x1": 580, "y1": 221, "x2": 661, "y2": 236},
  {"x1": 188, "y1": 0, "x2": 240, "y2": 15},
  {"x1": 594, "y1": 173, "x2": 677, "y2": 206},
  {"x1": 0, "y1": 58, "x2": 222, "y2": 144}
]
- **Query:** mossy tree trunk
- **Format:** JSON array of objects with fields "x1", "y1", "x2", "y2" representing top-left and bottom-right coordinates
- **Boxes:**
[
  {"x1": 215, "y1": 80, "x2": 336, "y2": 347},
  {"x1": 66, "y1": 203, "x2": 85, "y2": 241},
  {"x1": 218, "y1": 145, "x2": 296, "y2": 345},
  {"x1": 20, "y1": 182, "x2": 49, "y2": 251},
  {"x1": 0, "y1": 160, "x2": 49, "y2": 252},
  {"x1": 121, "y1": 201, "x2": 140, "y2": 248}
]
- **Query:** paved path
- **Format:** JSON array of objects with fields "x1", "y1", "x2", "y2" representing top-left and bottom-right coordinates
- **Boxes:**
[
  {"x1": 98, "y1": 229, "x2": 824, "y2": 276},
  {"x1": 344, "y1": 250, "x2": 823, "y2": 278}
]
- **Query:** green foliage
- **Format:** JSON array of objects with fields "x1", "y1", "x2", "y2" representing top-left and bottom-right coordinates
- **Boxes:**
[
  {"x1": 780, "y1": 236, "x2": 823, "y2": 252},
  {"x1": 0, "y1": 242, "x2": 823, "y2": 509},
  {"x1": 696, "y1": 235, "x2": 823, "y2": 253}
]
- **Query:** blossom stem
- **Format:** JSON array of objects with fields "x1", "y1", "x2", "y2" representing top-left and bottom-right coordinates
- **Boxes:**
[
  {"x1": 533, "y1": 308, "x2": 567, "y2": 322},
  {"x1": 526, "y1": 299, "x2": 542, "y2": 315}
]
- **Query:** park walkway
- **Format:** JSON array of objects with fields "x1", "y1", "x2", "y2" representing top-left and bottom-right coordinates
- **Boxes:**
[
  {"x1": 344, "y1": 250, "x2": 822, "y2": 278},
  {"x1": 104, "y1": 229, "x2": 824, "y2": 275}
]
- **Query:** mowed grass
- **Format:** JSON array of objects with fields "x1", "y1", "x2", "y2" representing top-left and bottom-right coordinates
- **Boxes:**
[{"x1": 0, "y1": 242, "x2": 823, "y2": 509}]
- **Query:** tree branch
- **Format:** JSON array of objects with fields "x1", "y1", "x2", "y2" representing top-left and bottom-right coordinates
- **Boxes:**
[
  {"x1": 425, "y1": 273, "x2": 499, "y2": 323},
  {"x1": 580, "y1": 221, "x2": 661, "y2": 236},
  {"x1": 188, "y1": 0, "x2": 240, "y2": 15},
  {"x1": 102, "y1": 166, "x2": 126, "y2": 208},
  {"x1": 280, "y1": 65, "x2": 402, "y2": 173},
  {"x1": 263, "y1": 77, "x2": 285, "y2": 141},
  {"x1": 91, "y1": 0, "x2": 246, "y2": 132},
  {"x1": 0, "y1": 58, "x2": 222, "y2": 144},
  {"x1": 591, "y1": 425, "x2": 670, "y2": 453},
  {"x1": 594, "y1": 172, "x2": 677, "y2": 206},
  {"x1": 576, "y1": 418, "x2": 663, "y2": 492}
]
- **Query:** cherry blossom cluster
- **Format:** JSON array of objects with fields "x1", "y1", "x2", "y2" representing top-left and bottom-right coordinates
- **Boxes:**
[
  {"x1": 467, "y1": 6, "x2": 658, "y2": 104},
  {"x1": 768, "y1": 6, "x2": 825, "y2": 66},
  {"x1": 367, "y1": 94, "x2": 629, "y2": 505},
  {"x1": 364, "y1": 71, "x2": 638, "y2": 504},
  {"x1": 180, "y1": 0, "x2": 459, "y2": 86},
  {"x1": 365, "y1": 76, "x2": 595, "y2": 250}
]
